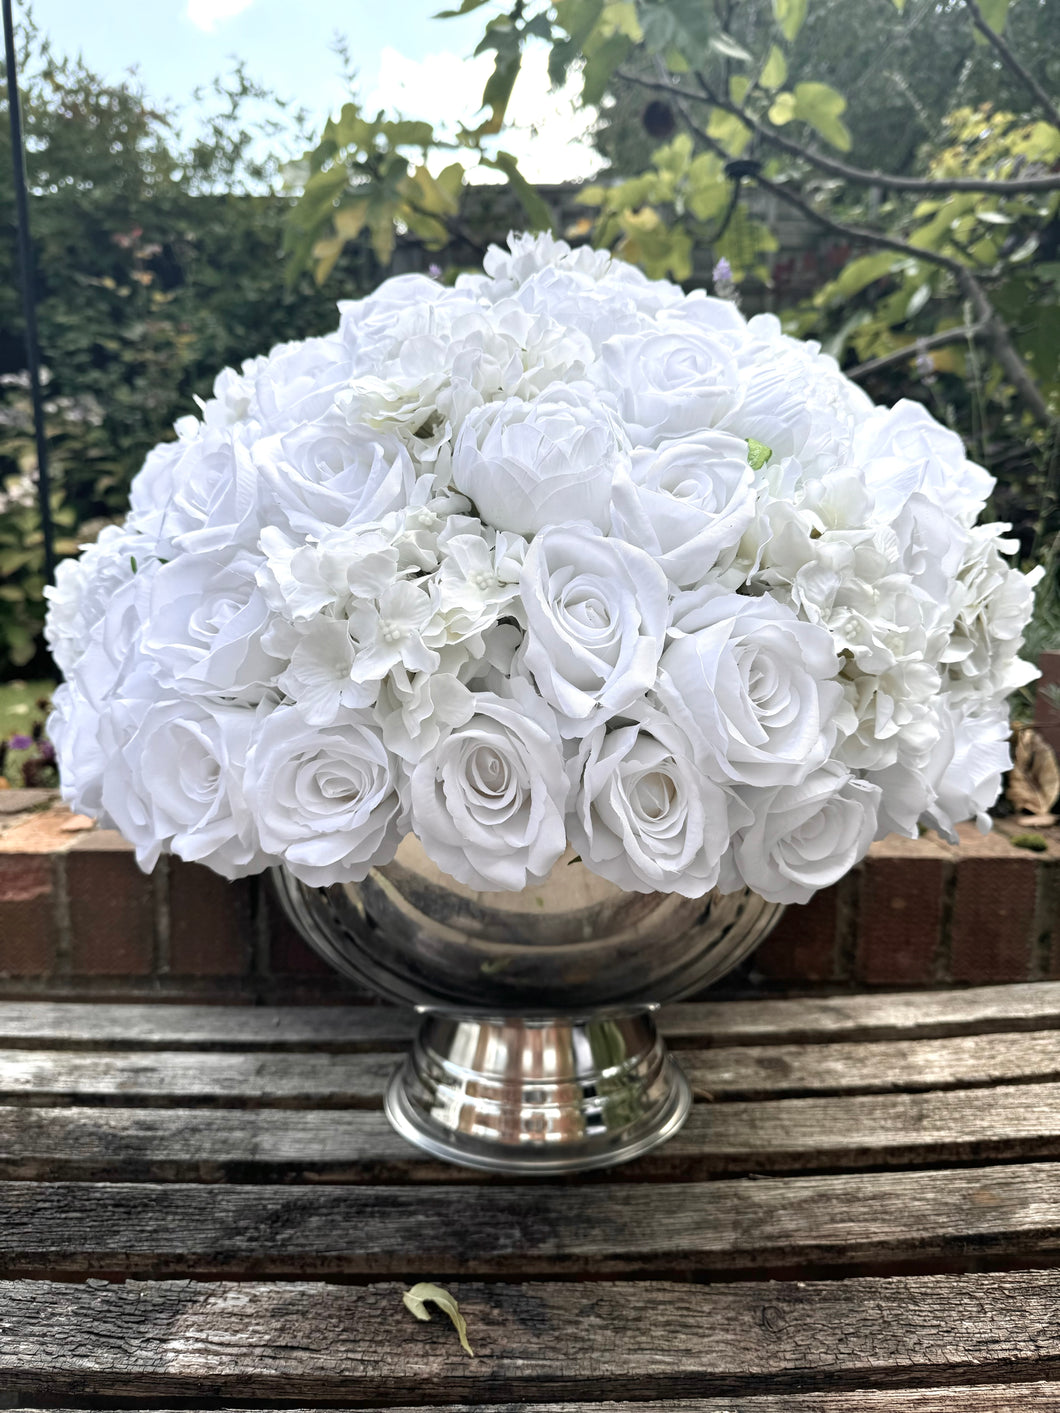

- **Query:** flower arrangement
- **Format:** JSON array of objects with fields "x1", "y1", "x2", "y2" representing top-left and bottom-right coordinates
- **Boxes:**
[{"x1": 44, "y1": 233, "x2": 1039, "y2": 904}]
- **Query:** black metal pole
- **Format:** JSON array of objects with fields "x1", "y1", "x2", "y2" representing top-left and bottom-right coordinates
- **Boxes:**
[{"x1": 2, "y1": 0, "x2": 54, "y2": 583}]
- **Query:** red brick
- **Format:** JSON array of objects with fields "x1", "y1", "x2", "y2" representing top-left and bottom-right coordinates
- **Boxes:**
[
  {"x1": 168, "y1": 860, "x2": 253, "y2": 977},
  {"x1": 950, "y1": 855, "x2": 1037, "y2": 983},
  {"x1": 753, "y1": 883, "x2": 839, "y2": 984},
  {"x1": 857, "y1": 856, "x2": 945, "y2": 985},
  {"x1": 66, "y1": 848, "x2": 155, "y2": 976},
  {"x1": 267, "y1": 893, "x2": 335, "y2": 977},
  {"x1": 0, "y1": 854, "x2": 58, "y2": 976}
]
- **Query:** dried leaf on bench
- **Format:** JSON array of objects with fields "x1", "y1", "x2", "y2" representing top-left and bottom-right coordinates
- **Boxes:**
[
  {"x1": 1007, "y1": 726, "x2": 1060, "y2": 819},
  {"x1": 402, "y1": 1281, "x2": 475, "y2": 1357}
]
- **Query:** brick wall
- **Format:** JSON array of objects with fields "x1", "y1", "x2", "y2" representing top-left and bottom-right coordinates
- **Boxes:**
[{"x1": 1, "y1": 789, "x2": 1057, "y2": 1002}]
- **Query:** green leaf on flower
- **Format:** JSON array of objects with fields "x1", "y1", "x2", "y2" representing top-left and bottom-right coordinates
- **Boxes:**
[
  {"x1": 403, "y1": 1283, "x2": 475, "y2": 1357},
  {"x1": 747, "y1": 439, "x2": 772, "y2": 470}
]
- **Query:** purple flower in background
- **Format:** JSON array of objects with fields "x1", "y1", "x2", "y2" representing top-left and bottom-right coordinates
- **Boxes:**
[
  {"x1": 712, "y1": 257, "x2": 739, "y2": 304},
  {"x1": 8, "y1": 734, "x2": 32, "y2": 751}
]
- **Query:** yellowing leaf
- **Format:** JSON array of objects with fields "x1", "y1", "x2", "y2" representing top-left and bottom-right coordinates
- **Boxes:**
[
  {"x1": 772, "y1": 0, "x2": 807, "y2": 42},
  {"x1": 403, "y1": 1283, "x2": 475, "y2": 1357},
  {"x1": 769, "y1": 91, "x2": 796, "y2": 125},
  {"x1": 707, "y1": 107, "x2": 751, "y2": 156},
  {"x1": 793, "y1": 81, "x2": 852, "y2": 152},
  {"x1": 730, "y1": 75, "x2": 750, "y2": 104},
  {"x1": 760, "y1": 45, "x2": 787, "y2": 90},
  {"x1": 334, "y1": 199, "x2": 370, "y2": 240}
]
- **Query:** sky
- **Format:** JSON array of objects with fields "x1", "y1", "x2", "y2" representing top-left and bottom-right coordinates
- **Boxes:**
[{"x1": 24, "y1": 0, "x2": 601, "y2": 182}]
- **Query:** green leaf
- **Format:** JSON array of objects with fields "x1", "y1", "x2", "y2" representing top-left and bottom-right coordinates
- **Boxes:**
[
  {"x1": 905, "y1": 282, "x2": 931, "y2": 318},
  {"x1": 403, "y1": 1283, "x2": 475, "y2": 1358},
  {"x1": 747, "y1": 438, "x2": 772, "y2": 470},
  {"x1": 830, "y1": 251, "x2": 897, "y2": 298},
  {"x1": 976, "y1": 0, "x2": 1010, "y2": 32},
  {"x1": 730, "y1": 75, "x2": 751, "y2": 104},
  {"x1": 707, "y1": 107, "x2": 751, "y2": 156},
  {"x1": 890, "y1": 0, "x2": 906, "y2": 10},
  {"x1": 484, "y1": 151, "x2": 556, "y2": 233},
  {"x1": 772, "y1": 0, "x2": 807, "y2": 42},
  {"x1": 793, "y1": 81, "x2": 852, "y2": 151},
  {"x1": 760, "y1": 45, "x2": 787, "y2": 90},
  {"x1": 581, "y1": 30, "x2": 632, "y2": 105}
]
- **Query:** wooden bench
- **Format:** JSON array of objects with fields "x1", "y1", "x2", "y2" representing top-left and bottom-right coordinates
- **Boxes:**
[{"x1": 3, "y1": 982, "x2": 1060, "y2": 1407}]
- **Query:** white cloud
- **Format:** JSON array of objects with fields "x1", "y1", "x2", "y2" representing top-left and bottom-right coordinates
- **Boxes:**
[
  {"x1": 185, "y1": 0, "x2": 256, "y2": 33},
  {"x1": 365, "y1": 45, "x2": 602, "y2": 185}
]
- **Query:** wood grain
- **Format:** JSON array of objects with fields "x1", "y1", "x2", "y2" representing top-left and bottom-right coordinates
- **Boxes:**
[
  {"x1": 2, "y1": 982, "x2": 1060, "y2": 1053},
  {"x1": 3, "y1": 1272, "x2": 1060, "y2": 1402},
  {"x1": 1, "y1": 1030, "x2": 1057, "y2": 1109},
  {"x1": 0, "y1": 1163, "x2": 1057, "y2": 1278},
  {"x1": 0, "y1": 1079, "x2": 1058, "y2": 1181}
]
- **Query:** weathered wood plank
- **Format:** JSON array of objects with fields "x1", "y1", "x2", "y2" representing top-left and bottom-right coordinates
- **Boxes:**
[
  {"x1": 0, "y1": 1049, "x2": 398, "y2": 1108},
  {"x1": 2, "y1": 1272, "x2": 1060, "y2": 1401},
  {"x1": 0, "y1": 1164, "x2": 1057, "y2": 1278},
  {"x1": 3, "y1": 983, "x2": 1060, "y2": 1053},
  {"x1": 1, "y1": 1081, "x2": 1059, "y2": 1181},
  {"x1": 3, "y1": 1030, "x2": 1058, "y2": 1109}
]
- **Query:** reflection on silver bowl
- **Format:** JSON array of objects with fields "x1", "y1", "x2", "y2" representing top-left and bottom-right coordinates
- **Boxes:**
[{"x1": 273, "y1": 834, "x2": 784, "y2": 1173}]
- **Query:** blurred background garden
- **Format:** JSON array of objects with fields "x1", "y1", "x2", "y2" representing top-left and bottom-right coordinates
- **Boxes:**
[{"x1": 1, "y1": 0, "x2": 1057, "y2": 784}]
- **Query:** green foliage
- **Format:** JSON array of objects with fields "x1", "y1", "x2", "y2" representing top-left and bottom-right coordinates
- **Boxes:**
[{"x1": 0, "y1": 23, "x2": 379, "y2": 676}]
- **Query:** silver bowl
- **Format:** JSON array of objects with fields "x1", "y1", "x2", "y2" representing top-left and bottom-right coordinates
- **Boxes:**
[{"x1": 273, "y1": 834, "x2": 783, "y2": 1173}]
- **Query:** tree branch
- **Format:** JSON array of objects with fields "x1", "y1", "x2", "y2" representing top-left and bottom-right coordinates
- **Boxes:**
[
  {"x1": 616, "y1": 68, "x2": 1060, "y2": 194},
  {"x1": 963, "y1": 0, "x2": 1060, "y2": 131},
  {"x1": 663, "y1": 84, "x2": 1057, "y2": 429},
  {"x1": 847, "y1": 323, "x2": 987, "y2": 380}
]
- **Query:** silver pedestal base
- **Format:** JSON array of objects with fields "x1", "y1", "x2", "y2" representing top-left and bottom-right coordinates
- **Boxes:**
[{"x1": 384, "y1": 1010, "x2": 692, "y2": 1174}]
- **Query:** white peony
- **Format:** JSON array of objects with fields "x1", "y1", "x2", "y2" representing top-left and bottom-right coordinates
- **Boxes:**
[{"x1": 450, "y1": 384, "x2": 629, "y2": 536}]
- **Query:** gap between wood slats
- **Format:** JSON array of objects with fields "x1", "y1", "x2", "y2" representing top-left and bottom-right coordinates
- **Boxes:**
[
  {"x1": 2, "y1": 1272, "x2": 1060, "y2": 1403},
  {"x1": 10, "y1": 1394, "x2": 1060, "y2": 1413},
  {"x1": 2, "y1": 983, "x2": 1060, "y2": 1053},
  {"x1": 0, "y1": 1081, "x2": 1058, "y2": 1183},
  {"x1": 0, "y1": 1163, "x2": 1057, "y2": 1280},
  {"x1": 0, "y1": 1030, "x2": 1057, "y2": 1110}
]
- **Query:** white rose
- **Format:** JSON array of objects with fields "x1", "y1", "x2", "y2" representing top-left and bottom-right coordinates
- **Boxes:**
[
  {"x1": 143, "y1": 430, "x2": 264, "y2": 557},
  {"x1": 593, "y1": 327, "x2": 740, "y2": 444},
  {"x1": 48, "y1": 681, "x2": 108, "y2": 822},
  {"x1": 258, "y1": 416, "x2": 416, "y2": 537},
  {"x1": 519, "y1": 523, "x2": 670, "y2": 733},
  {"x1": 44, "y1": 524, "x2": 148, "y2": 676},
  {"x1": 921, "y1": 697, "x2": 1011, "y2": 841},
  {"x1": 141, "y1": 550, "x2": 286, "y2": 705},
  {"x1": 451, "y1": 384, "x2": 629, "y2": 535},
  {"x1": 722, "y1": 763, "x2": 881, "y2": 904},
  {"x1": 854, "y1": 399, "x2": 995, "y2": 524},
  {"x1": 610, "y1": 430, "x2": 755, "y2": 587},
  {"x1": 408, "y1": 681, "x2": 568, "y2": 891},
  {"x1": 246, "y1": 333, "x2": 355, "y2": 432},
  {"x1": 658, "y1": 589, "x2": 844, "y2": 786},
  {"x1": 568, "y1": 701, "x2": 747, "y2": 897},
  {"x1": 243, "y1": 705, "x2": 405, "y2": 887},
  {"x1": 99, "y1": 681, "x2": 268, "y2": 878}
]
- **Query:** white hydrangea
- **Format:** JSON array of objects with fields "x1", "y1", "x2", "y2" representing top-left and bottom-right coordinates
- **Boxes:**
[{"x1": 45, "y1": 230, "x2": 1039, "y2": 902}]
